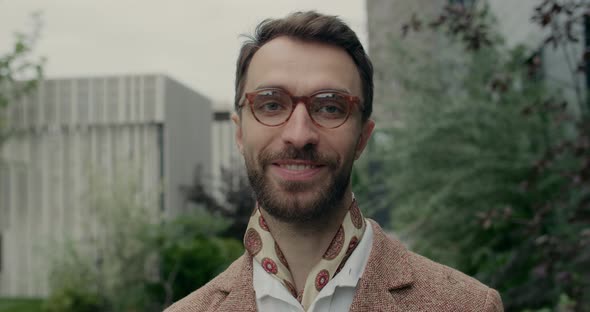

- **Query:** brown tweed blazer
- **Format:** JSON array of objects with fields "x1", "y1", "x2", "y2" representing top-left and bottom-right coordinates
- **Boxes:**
[{"x1": 165, "y1": 220, "x2": 503, "y2": 312}]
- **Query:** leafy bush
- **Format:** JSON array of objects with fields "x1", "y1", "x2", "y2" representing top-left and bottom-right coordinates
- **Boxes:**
[
  {"x1": 43, "y1": 172, "x2": 243, "y2": 312},
  {"x1": 43, "y1": 244, "x2": 105, "y2": 312},
  {"x1": 148, "y1": 212, "x2": 243, "y2": 307},
  {"x1": 42, "y1": 286, "x2": 103, "y2": 312},
  {"x1": 372, "y1": 33, "x2": 589, "y2": 310}
]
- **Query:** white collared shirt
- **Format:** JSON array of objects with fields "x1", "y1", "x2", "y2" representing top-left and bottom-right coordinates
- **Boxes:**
[{"x1": 253, "y1": 221, "x2": 374, "y2": 312}]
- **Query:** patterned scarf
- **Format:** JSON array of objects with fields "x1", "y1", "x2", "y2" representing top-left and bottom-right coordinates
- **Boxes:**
[{"x1": 243, "y1": 199, "x2": 366, "y2": 311}]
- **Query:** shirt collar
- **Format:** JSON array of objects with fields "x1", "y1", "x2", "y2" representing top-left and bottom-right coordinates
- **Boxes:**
[{"x1": 253, "y1": 220, "x2": 374, "y2": 303}]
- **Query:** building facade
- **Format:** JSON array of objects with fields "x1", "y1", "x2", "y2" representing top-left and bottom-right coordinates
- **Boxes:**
[
  {"x1": 210, "y1": 103, "x2": 242, "y2": 201},
  {"x1": 0, "y1": 74, "x2": 211, "y2": 297}
]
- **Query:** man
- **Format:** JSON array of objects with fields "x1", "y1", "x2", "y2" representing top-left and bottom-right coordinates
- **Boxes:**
[{"x1": 167, "y1": 11, "x2": 503, "y2": 312}]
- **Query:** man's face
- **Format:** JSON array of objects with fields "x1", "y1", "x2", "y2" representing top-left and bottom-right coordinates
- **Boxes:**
[{"x1": 232, "y1": 36, "x2": 374, "y2": 223}]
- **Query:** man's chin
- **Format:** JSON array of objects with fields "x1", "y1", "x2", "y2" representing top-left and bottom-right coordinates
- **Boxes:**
[
  {"x1": 272, "y1": 182, "x2": 321, "y2": 203},
  {"x1": 259, "y1": 186, "x2": 339, "y2": 223},
  {"x1": 261, "y1": 200, "x2": 325, "y2": 223},
  {"x1": 248, "y1": 164, "x2": 350, "y2": 223}
]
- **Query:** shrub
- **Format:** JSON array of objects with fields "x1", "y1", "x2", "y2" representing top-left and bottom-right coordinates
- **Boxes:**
[
  {"x1": 43, "y1": 172, "x2": 243, "y2": 312},
  {"x1": 381, "y1": 5, "x2": 590, "y2": 309}
]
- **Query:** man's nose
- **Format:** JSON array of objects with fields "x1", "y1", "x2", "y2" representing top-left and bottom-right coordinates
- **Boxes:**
[{"x1": 280, "y1": 102, "x2": 319, "y2": 149}]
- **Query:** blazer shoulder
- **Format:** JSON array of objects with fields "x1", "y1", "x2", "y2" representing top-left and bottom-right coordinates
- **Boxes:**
[
  {"x1": 403, "y1": 251, "x2": 503, "y2": 311},
  {"x1": 164, "y1": 255, "x2": 247, "y2": 312}
]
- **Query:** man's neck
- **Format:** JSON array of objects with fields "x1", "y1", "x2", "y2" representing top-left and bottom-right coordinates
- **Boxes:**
[{"x1": 259, "y1": 192, "x2": 353, "y2": 293}]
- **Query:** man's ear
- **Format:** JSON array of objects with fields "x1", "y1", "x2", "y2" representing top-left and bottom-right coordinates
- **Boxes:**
[
  {"x1": 354, "y1": 119, "x2": 375, "y2": 160},
  {"x1": 231, "y1": 113, "x2": 244, "y2": 155}
]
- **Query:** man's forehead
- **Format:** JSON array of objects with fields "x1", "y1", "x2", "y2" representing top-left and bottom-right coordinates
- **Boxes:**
[{"x1": 244, "y1": 36, "x2": 362, "y2": 96}]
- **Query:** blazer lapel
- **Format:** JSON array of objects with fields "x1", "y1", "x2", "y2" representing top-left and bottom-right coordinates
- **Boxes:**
[
  {"x1": 214, "y1": 221, "x2": 414, "y2": 312},
  {"x1": 214, "y1": 254, "x2": 258, "y2": 312},
  {"x1": 349, "y1": 220, "x2": 415, "y2": 312}
]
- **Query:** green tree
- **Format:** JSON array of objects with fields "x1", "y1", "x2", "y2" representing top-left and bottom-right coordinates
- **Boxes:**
[
  {"x1": 0, "y1": 11, "x2": 45, "y2": 145},
  {"x1": 369, "y1": 1, "x2": 590, "y2": 310}
]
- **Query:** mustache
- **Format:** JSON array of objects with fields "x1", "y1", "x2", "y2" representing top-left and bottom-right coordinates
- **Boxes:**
[{"x1": 259, "y1": 146, "x2": 337, "y2": 167}]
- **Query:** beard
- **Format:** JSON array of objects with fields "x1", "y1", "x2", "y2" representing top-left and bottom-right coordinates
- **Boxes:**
[{"x1": 244, "y1": 144, "x2": 353, "y2": 223}]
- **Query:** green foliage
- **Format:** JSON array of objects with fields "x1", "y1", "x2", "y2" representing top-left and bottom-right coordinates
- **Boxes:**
[
  {"x1": 42, "y1": 285, "x2": 103, "y2": 312},
  {"x1": 371, "y1": 36, "x2": 589, "y2": 310},
  {"x1": 148, "y1": 211, "x2": 243, "y2": 306},
  {"x1": 521, "y1": 293, "x2": 577, "y2": 312},
  {"x1": 0, "y1": 298, "x2": 43, "y2": 312},
  {"x1": 0, "y1": 11, "x2": 45, "y2": 145},
  {"x1": 43, "y1": 235, "x2": 108, "y2": 312},
  {"x1": 43, "y1": 172, "x2": 155, "y2": 312},
  {"x1": 44, "y1": 171, "x2": 243, "y2": 312},
  {"x1": 179, "y1": 165, "x2": 255, "y2": 241}
]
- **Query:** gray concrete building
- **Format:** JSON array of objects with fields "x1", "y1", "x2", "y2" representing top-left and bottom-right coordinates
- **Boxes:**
[
  {"x1": 0, "y1": 74, "x2": 211, "y2": 297},
  {"x1": 211, "y1": 104, "x2": 242, "y2": 201}
]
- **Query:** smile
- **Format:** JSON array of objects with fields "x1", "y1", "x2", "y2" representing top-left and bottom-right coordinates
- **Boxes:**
[
  {"x1": 278, "y1": 164, "x2": 320, "y2": 171},
  {"x1": 270, "y1": 161, "x2": 326, "y2": 181}
]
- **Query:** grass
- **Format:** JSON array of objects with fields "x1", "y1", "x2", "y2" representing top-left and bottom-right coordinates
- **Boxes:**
[{"x1": 0, "y1": 298, "x2": 43, "y2": 312}]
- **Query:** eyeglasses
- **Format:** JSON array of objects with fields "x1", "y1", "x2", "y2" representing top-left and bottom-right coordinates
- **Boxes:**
[{"x1": 240, "y1": 88, "x2": 361, "y2": 129}]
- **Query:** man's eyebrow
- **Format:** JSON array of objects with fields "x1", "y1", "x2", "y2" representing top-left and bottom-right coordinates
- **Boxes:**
[
  {"x1": 254, "y1": 84, "x2": 287, "y2": 91},
  {"x1": 254, "y1": 85, "x2": 352, "y2": 94}
]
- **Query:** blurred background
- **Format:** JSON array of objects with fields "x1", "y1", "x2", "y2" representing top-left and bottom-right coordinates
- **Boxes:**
[{"x1": 0, "y1": 0, "x2": 588, "y2": 311}]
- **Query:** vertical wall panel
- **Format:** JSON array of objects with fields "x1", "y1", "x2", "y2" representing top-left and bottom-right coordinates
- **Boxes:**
[
  {"x1": 5, "y1": 165, "x2": 16, "y2": 295},
  {"x1": 139, "y1": 76, "x2": 145, "y2": 122},
  {"x1": 36, "y1": 82, "x2": 45, "y2": 129},
  {"x1": 0, "y1": 165, "x2": 10, "y2": 230},
  {"x1": 144, "y1": 76, "x2": 156, "y2": 121},
  {"x1": 124, "y1": 77, "x2": 131, "y2": 122},
  {"x1": 60, "y1": 81, "x2": 72, "y2": 126},
  {"x1": 117, "y1": 77, "x2": 125, "y2": 124},
  {"x1": 24, "y1": 135, "x2": 33, "y2": 296},
  {"x1": 62, "y1": 131, "x2": 71, "y2": 250},
  {"x1": 0, "y1": 74, "x2": 210, "y2": 297},
  {"x1": 77, "y1": 79, "x2": 89, "y2": 125},
  {"x1": 133, "y1": 77, "x2": 140, "y2": 122},
  {"x1": 16, "y1": 167, "x2": 27, "y2": 295},
  {"x1": 94, "y1": 79, "x2": 105, "y2": 124},
  {"x1": 70, "y1": 131, "x2": 80, "y2": 243},
  {"x1": 46, "y1": 81, "x2": 57, "y2": 126},
  {"x1": 25, "y1": 91, "x2": 37, "y2": 129},
  {"x1": 210, "y1": 113, "x2": 239, "y2": 200},
  {"x1": 29, "y1": 134, "x2": 45, "y2": 296},
  {"x1": 107, "y1": 77, "x2": 119, "y2": 123},
  {"x1": 53, "y1": 131, "x2": 63, "y2": 254}
]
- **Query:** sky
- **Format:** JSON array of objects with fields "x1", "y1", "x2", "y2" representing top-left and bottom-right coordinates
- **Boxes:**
[{"x1": 0, "y1": 0, "x2": 367, "y2": 109}]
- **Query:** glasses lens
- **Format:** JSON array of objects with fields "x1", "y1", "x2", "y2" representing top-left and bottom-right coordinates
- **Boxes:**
[
  {"x1": 251, "y1": 90, "x2": 292, "y2": 126},
  {"x1": 310, "y1": 92, "x2": 350, "y2": 128}
]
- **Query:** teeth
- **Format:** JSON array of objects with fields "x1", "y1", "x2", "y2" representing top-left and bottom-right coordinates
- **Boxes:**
[{"x1": 280, "y1": 164, "x2": 316, "y2": 171}]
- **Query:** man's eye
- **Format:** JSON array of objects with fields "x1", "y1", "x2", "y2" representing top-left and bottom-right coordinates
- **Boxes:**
[
  {"x1": 261, "y1": 102, "x2": 281, "y2": 111},
  {"x1": 315, "y1": 101, "x2": 347, "y2": 115},
  {"x1": 254, "y1": 100, "x2": 287, "y2": 113},
  {"x1": 318, "y1": 104, "x2": 343, "y2": 114}
]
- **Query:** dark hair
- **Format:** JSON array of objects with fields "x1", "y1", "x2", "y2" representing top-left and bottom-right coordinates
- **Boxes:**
[{"x1": 234, "y1": 11, "x2": 373, "y2": 121}]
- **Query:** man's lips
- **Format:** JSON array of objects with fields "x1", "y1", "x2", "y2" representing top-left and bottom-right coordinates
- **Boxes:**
[
  {"x1": 272, "y1": 159, "x2": 324, "y2": 169},
  {"x1": 269, "y1": 160, "x2": 326, "y2": 181}
]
